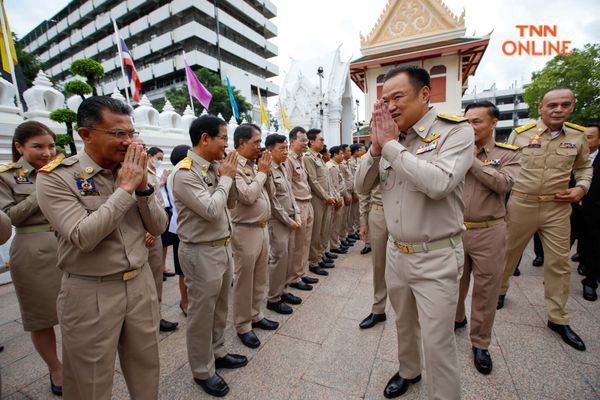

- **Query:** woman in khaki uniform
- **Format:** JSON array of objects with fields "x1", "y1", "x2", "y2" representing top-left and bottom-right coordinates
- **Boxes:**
[{"x1": 0, "y1": 121, "x2": 63, "y2": 396}]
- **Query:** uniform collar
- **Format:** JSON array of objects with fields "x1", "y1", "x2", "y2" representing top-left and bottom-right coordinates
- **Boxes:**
[
  {"x1": 15, "y1": 157, "x2": 34, "y2": 175},
  {"x1": 271, "y1": 160, "x2": 283, "y2": 170},
  {"x1": 309, "y1": 148, "x2": 322, "y2": 159},
  {"x1": 536, "y1": 119, "x2": 565, "y2": 138},
  {"x1": 79, "y1": 151, "x2": 105, "y2": 179},
  {"x1": 187, "y1": 150, "x2": 212, "y2": 170},
  {"x1": 479, "y1": 137, "x2": 495, "y2": 156},
  {"x1": 291, "y1": 151, "x2": 302, "y2": 160},
  {"x1": 409, "y1": 106, "x2": 438, "y2": 139},
  {"x1": 238, "y1": 154, "x2": 252, "y2": 167}
]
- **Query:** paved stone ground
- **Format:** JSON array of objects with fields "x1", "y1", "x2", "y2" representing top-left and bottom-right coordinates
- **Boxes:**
[{"x1": 0, "y1": 239, "x2": 599, "y2": 399}]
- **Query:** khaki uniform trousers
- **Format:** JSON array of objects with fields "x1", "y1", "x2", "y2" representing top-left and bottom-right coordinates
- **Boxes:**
[
  {"x1": 386, "y1": 239, "x2": 463, "y2": 400},
  {"x1": 501, "y1": 196, "x2": 572, "y2": 324},
  {"x1": 179, "y1": 241, "x2": 232, "y2": 379},
  {"x1": 330, "y1": 204, "x2": 345, "y2": 249},
  {"x1": 148, "y1": 235, "x2": 163, "y2": 302},
  {"x1": 268, "y1": 219, "x2": 295, "y2": 302},
  {"x1": 368, "y1": 207, "x2": 388, "y2": 314},
  {"x1": 288, "y1": 199, "x2": 313, "y2": 284},
  {"x1": 342, "y1": 199, "x2": 352, "y2": 238},
  {"x1": 232, "y1": 224, "x2": 269, "y2": 334},
  {"x1": 456, "y1": 223, "x2": 506, "y2": 349},
  {"x1": 320, "y1": 204, "x2": 334, "y2": 255},
  {"x1": 309, "y1": 197, "x2": 326, "y2": 266},
  {"x1": 349, "y1": 201, "x2": 359, "y2": 233},
  {"x1": 58, "y1": 265, "x2": 160, "y2": 400}
]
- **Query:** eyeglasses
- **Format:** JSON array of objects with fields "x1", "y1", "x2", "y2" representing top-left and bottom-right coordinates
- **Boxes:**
[
  {"x1": 217, "y1": 135, "x2": 228, "y2": 142},
  {"x1": 297, "y1": 138, "x2": 309, "y2": 144},
  {"x1": 86, "y1": 127, "x2": 139, "y2": 139}
]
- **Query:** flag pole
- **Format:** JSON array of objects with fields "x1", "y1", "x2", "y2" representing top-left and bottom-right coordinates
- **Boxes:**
[
  {"x1": 111, "y1": 17, "x2": 131, "y2": 106},
  {"x1": 0, "y1": 2, "x2": 23, "y2": 114},
  {"x1": 182, "y1": 50, "x2": 195, "y2": 115}
]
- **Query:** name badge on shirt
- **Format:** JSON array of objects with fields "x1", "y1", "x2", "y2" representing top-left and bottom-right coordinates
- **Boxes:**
[
  {"x1": 416, "y1": 140, "x2": 438, "y2": 155},
  {"x1": 75, "y1": 172, "x2": 99, "y2": 196},
  {"x1": 13, "y1": 170, "x2": 31, "y2": 184},
  {"x1": 528, "y1": 135, "x2": 542, "y2": 148},
  {"x1": 483, "y1": 159, "x2": 501, "y2": 166},
  {"x1": 559, "y1": 142, "x2": 576, "y2": 149}
]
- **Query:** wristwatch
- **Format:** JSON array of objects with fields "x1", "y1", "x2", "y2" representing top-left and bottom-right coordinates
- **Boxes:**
[{"x1": 135, "y1": 184, "x2": 155, "y2": 197}]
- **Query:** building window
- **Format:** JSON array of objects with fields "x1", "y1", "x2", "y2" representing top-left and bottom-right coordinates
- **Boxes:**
[{"x1": 430, "y1": 65, "x2": 446, "y2": 103}]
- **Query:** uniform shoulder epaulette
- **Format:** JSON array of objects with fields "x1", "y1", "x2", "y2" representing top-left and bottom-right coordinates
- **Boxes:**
[
  {"x1": 514, "y1": 122, "x2": 537, "y2": 134},
  {"x1": 0, "y1": 162, "x2": 17, "y2": 173},
  {"x1": 564, "y1": 121, "x2": 585, "y2": 132},
  {"x1": 495, "y1": 142, "x2": 519, "y2": 151},
  {"x1": 38, "y1": 156, "x2": 66, "y2": 173},
  {"x1": 437, "y1": 113, "x2": 467, "y2": 123},
  {"x1": 178, "y1": 157, "x2": 192, "y2": 170}
]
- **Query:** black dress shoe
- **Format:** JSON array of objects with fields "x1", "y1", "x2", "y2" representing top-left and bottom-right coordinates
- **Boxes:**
[
  {"x1": 322, "y1": 256, "x2": 335, "y2": 264},
  {"x1": 319, "y1": 261, "x2": 335, "y2": 269},
  {"x1": 578, "y1": 264, "x2": 586, "y2": 276},
  {"x1": 383, "y1": 372, "x2": 421, "y2": 398},
  {"x1": 582, "y1": 282, "x2": 597, "y2": 302},
  {"x1": 309, "y1": 266, "x2": 329, "y2": 276},
  {"x1": 345, "y1": 237, "x2": 357, "y2": 243},
  {"x1": 267, "y1": 300, "x2": 293, "y2": 315},
  {"x1": 289, "y1": 281, "x2": 313, "y2": 291},
  {"x1": 163, "y1": 271, "x2": 176, "y2": 277},
  {"x1": 215, "y1": 353, "x2": 248, "y2": 369},
  {"x1": 360, "y1": 245, "x2": 372, "y2": 255},
  {"x1": 349, "y1": 233, "x2": 360, "y2": 240},
  {"x1": 497, "y1": 294, "x2": 505, "y2": 310},
  {"x1": 330, "y1": 247, "x2": 348, "y2": 254},
  {"x1": 513, "y1": 267, "x2": 521, "y2": 276},
  {"x1": 194, "y1": 373, "x2": 229, "y2": 397},
  {"x1": 50, "y1": 376, "x2": 63, "y2": 396},
  {"x1": 324, "y1": 252, "x2": 338, "y2": 259},
  {"x1": 237, "y1": 330, "x2": 261, "y2": 348},
  {"x1": 359, "y1": 313, "x2": 386, "y2": 329},
  {"x1": 571, "y1": 253, "x2": 580, "y2": 262},
  {"x1": 547, "y1": 321, "x2": 586, "y2": 351},
  {"x1": 159, "y1": 319, "x2": 179, "y2": 332},
  {"x1": 252, "y1": 318, "x2": 279, "y2": 330},
  {"x1": 282, "y1": 292, "x2": 302, "y2": 304},
  {"x1": 472, "y1": 347, "x2": 492, "y2": 375},
  {"x1": 454, "y1": 318, "x2": 467, "y2": 330},
  {"x1": 341, "y1": 240, "x2": 353, "y2": 247},
  {"x1": 532, "y1": 256, "x2": 544, "y2": 267},
  {"x1": 302, "y1": 276, "x2": 319, "y2": 284}
]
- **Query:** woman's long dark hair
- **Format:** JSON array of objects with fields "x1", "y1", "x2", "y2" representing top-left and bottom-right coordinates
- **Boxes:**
[{"x1": 12, "y1": 121, "x2": 56, "y2": 162}]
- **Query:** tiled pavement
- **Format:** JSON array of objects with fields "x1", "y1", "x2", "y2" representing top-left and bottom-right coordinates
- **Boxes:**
[{"x1": 0, "y1": 239, "x2": 599, "y2": 399}]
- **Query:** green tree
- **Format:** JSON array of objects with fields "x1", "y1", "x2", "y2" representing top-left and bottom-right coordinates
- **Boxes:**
[
  {"x1": 70, "y1": 59, "x2": 105, "y2": 96},
  {"x1": 154, "y1": 68, "x2": 252, "y2": 121},
  {"x1": 64, "y1": 80, "x2": 93, "y2": 100},
  {"x1": 523, "y1": 43, "x2": 600, "y2": 124},
  {"x1": 49, "y1": 108, "x2": 78, "y2": 156}
]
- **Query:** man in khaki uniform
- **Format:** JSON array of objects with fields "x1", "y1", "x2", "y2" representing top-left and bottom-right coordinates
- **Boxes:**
[
  {"x1": 356, "y1": 66, "x2": 473, "y2": 400},
  {"x1": 455, "y1": 101, "x2": 521, "y2": 375},
  {"x1": 357, "y1": 182, "x2": 388, "y2": 329},
  {"x1": 265, "y1": 134, "x2": 303, "y2": 314},
  {"x1": 348, "y1": 143, "x2": 365, "y2": 238},
  {"x1": 327, "y1": 146, "x2": 348, "y2": 253},
  {"x1": 304, "y1": 129, "x2": 336, "y2": 275},
  {"x1": 320, "y1": 146, "x2": 341, "y2": 260},
  {"x1": 231, "y1": 123, "x2": 279, "y2": 349},
  {"x1": 172, "y1": 115, "x2": 247, "y2": 397},
  {"x1": 285, "y1": 127, "x2": 319, "y2": 287},
  {"x1": 500, "y1": 87, "x2": 592, "y2": 351},
  {"x1": 37, "y1": 96, "x2": 168, "y2": 400},
  {"x1": 340, "y1": 144, "x2": 356, "y2": 245}
]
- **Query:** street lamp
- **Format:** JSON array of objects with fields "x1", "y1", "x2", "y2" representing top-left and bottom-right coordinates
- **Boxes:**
[
  {"x1": 316, "y1": 66, "x2": 324, "y2": 129},
  {"x1": 355, "y1": 99, "x2": 360, "y2": 129}
]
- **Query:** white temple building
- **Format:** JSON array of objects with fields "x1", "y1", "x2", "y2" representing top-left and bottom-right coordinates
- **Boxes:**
[{"x1": 279, "y1": 47, "x2": 355, "y2": 146}]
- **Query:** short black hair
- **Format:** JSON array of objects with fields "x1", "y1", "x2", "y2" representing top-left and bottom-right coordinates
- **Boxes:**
[
  {"x1": 464, "y1": 101, "x2": 500, "y2": 119},
  {"x1": 170, "y1": 144, "x2": 191, "y2": 165},
  {"x1": 340, "y1": 144, "x2": 349, "y2": 151},
  {"x1": 147, "y1": 146, "x2": 163, "y2": 156},
  {"x1": 265, "y1": 133, "x2": 287, "y2": 149},
  {"x1": 585, "y1": 123, "x2": 600, "y2": 137},
  {"x1": 383, "y1": 65, "x2": 431, "y2": 93},
  {"x1": 329, "y1": 146, "x2": 342, "y2": 156},
  {"x1": 306, "y1": 128, "x2": 322, "y2": 143},
  {"x1": 289, "y1": 126, "x2": 306, "y2": 141},
  {"x1": 77, "y1": 96, "x2": 132, "y2": 128},
  {"x1": 189, "y1": 115, "x2": 227, "y2": 147},
  {"x1": 234, "y1": 123, "x2": 261, "y2": 149},
  {"x1": 319, "y1": 144, "x2": 328, "y2": 155},
  {"x1": 350, "y1": 143, "x2": 364, "y2": 155}
]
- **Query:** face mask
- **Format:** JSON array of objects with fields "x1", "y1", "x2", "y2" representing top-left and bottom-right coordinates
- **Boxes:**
[{"x1": 152, "y1": 159, "x2": 162, "y2": 169}]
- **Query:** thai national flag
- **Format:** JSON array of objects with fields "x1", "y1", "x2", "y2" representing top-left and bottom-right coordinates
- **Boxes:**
[{"x1": 119, "y1": 38, "x2": 141, "y2": 102}]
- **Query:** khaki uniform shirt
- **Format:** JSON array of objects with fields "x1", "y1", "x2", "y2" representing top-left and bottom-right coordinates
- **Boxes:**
[
  {"x1": 0, "y1": 210, "x2": 11, "y2": 245},
  {"x1": 36, "y1": 151, "x2": 168, "y2": 276},
  {"x1": 231, "y1": 155, "x2": 272, "y2": 224},
  {"x1": 303, "y1": 149, "x2": 331, "y2": 201},
  {"x1": 270, "y1": 161, "x2": 300, "y2": 227},
  {"x1": 172, "y1": 150, "x2": 235, "y2": 243},
  {"x1": 0, "y1": 157, "x2": 46, "y2": 227},
  {"x1": 327, "y1": 161, "x2": 346, "y2": 197},
  {"x1": 284, "y1": 152, "x2": 312, "y2": 201},
  {"x1": 464, "y1": 139, "x2": 521, "y2": 222},
  {"x1": 507, "y1": 119, "x2": 592, "y2": 194},
  {"x1": 358, "y1": 183, "x2": 383, "y2": 226},
  {"x1": 340, "y1": 160, "x2": 353, "y2": 197},
  {"x1": 355, "y1": 107, "x2": 474, "y2": 243}
]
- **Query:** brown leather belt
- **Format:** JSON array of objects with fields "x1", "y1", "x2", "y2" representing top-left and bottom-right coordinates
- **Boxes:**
[
  {"x1": 391, "y1": 234, "x2": 462, "y2": 254},
  {"x1": 464, "y1": 218, "x2": 505, "y2": 230},
  {"x1": 198, "y1": 237, "x2": 231, "y2": 247},
  {"x1": 67, "y1": 269, "x2": 140, "y2": 282},
  {"x1": 512, "y1": 191, "x2": 555, "y2": 202}
]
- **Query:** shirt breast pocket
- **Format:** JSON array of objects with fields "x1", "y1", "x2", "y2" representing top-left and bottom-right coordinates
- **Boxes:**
[
  {"x1": 521, "y1": 146, "x2": 545, "y2": 169},
  {"x1": 553, "y1": 147, "x2": 577, "y2": 169}
]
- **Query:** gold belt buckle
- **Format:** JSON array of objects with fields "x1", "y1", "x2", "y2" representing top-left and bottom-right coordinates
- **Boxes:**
[
  {"x1": 260, "y1": 222, "x2": 267, "y2": 228},
  {"x1": 122, "y1": 270, "x2": 139, "y2": 281},
  {"x1": 224, "y1": 238, "x2": 231, "y2": 246},
  {"x1": 396, "y1": 243, "x2": 414, "y2": 254}
]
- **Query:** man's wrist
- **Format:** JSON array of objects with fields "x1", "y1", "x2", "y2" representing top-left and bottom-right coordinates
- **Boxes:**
[{"x1": 135, "y1": 184, "x2": 155, "y2": 197}]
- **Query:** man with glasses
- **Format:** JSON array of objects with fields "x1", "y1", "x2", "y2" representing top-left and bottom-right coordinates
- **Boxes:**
[{"x1": 37, "y1": 96, "x2": 168, "y2": 399}]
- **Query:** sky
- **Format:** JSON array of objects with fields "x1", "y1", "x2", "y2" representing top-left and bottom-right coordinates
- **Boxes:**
[{"x1": 6, "y1": 0, "x2": 600, "y2": 108}]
